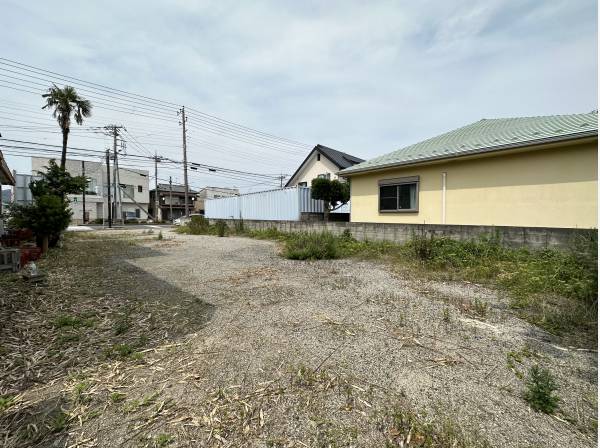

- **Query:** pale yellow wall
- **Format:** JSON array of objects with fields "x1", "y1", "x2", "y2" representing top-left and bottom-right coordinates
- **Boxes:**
[
  {"x1": 349, "y1": 140, "x2": 598, "y2": 228},
  {"x1": 289, "y1": 152, "x2": 341, "y2": 186}
]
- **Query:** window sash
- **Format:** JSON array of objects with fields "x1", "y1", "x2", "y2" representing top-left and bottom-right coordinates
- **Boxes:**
[{"x1": 378, "y1": 176, "x2": 419, "y2": 212}]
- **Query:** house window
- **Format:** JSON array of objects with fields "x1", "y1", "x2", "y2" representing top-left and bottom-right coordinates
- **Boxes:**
[
  {"x1": 317, "y1": 154, "x2": 321, "y2": 161},
  {"x1": 135, "y1": 208, "x2": 140, "y2": 218},
  {"x1": 317, "y1": 174, "x2": 327, "y2": 179},
  {"x1": 378, "y1": 176, "x2": 419, "y2": 212},
  {"x1": 138, "y1": 185, "x2": 143, "y2": 193},
  {"x1": 298, "y1": 182, "x2": 308, "y2": 187}
]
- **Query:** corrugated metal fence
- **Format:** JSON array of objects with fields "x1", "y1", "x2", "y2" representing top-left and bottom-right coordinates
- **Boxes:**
[{"x1": 205, "y1": 187, "x2": 349, "y2": 221}]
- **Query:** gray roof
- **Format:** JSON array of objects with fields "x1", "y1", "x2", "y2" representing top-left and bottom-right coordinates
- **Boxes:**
[
  {"x1": 285, "y1": 144, "x2": 364, "y2": 187},
  {"x1": 316, "y1": 145, "x2": 365, "y2": 168},
  {"x1": 340, "y1": 112, "x2": 598, "y2": 175}
]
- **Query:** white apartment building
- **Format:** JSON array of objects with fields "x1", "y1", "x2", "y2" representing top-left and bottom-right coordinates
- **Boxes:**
[{"x1": 31, "y1": 157, "x2": 150, "y2": 224}]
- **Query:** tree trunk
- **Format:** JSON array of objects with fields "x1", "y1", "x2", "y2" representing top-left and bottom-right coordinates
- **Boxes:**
[
  {"x1": 324, "y1": 203, "x2": 330, "y2": 222},
  {"x1": 41, "y1": 235, "x2": 49, "y2": 254},
  {"x1": 60, "y1": 127, "x2": 69, "y2": 170}
]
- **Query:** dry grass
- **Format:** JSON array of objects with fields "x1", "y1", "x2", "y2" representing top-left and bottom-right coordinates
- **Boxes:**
[{"x1": 0, "y1": 233, "x2": 213, "y2": 447}]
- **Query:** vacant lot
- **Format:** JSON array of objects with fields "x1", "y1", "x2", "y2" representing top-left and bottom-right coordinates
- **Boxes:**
[{"x1": 0, "y1": 230, "x2": 596, "y2": 447}]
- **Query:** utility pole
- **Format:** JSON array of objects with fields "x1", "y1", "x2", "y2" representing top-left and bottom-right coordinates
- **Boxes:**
[
  {"x1": 178, "y1": 107, "x2": 189, "y2": 217},
  {"x1": 279, "y1": 174, "x2": 285, "y2": 188},
  {"x1": 113, "y1": 129, "x2": 120, "y2": 224},
  {"x1": 104, "y1": 124, "x2": 125, "y2": 224},
  {"x1": 82, "y1": 160, "x2": 86, "y2": 224},
  {"x1": 169, "y1": 176, "x2": 173, "y2": 222},
  {"x1": 105, "y1": 149, "x2": 112, "y2": 228},
  {"x1": 154, "y1": 153, "x2": 160, "y2": 222}
]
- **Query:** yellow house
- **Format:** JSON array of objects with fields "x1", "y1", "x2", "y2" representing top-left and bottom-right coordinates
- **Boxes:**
[{"x1": 340, "y1": 113, "x2": 598, "y2": 229}]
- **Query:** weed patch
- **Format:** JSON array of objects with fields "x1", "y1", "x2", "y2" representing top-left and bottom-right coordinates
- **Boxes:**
[
  {"x1": 54, "y1": 314, "x2": 94, "y2": 329},
  {"x1": 401, "y1": 232, "x2": 597, "y2": 343},
  {"x1": 524, "y1": 365, "x2": 560, "y2": 414},
  {"x1": 375, "y1": 405, "x2": 491, "y2": 448},
  {"x1": 0, "y1": 395, "x2": 15, "y2": 413},
  {"x1": 284, "y1": 232, "x2": 339, "y2": 260}
]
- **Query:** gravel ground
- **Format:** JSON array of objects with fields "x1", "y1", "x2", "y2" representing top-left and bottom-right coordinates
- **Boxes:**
[
  {"x1": 117, "y1": 230, "x2": 596, "y2": 447},
  {"x1": 5, "y1": 229, "x2": 596, "y2": 447}
]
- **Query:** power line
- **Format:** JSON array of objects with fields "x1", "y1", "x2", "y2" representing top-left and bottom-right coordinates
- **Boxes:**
[
  {"x1": 0, "y1": 59, "x2": 311, "y2": 152},
  {"x1": 0, "y1": 58, "x2": 310, "y2": 148},
  {"x1": 1, "y1": 139, "x2": 284, "y2": 183}
]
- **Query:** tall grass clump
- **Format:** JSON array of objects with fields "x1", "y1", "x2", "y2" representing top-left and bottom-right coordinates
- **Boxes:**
[
  {"x1": 233, "y1": 218, "x2": 245, "y2": 234},
  {"x1": 283, "y1": 232, "x2": 339, "y2": 260},
  {"x1": 215, "y1": 220, "x2": 227, "y2": 237}
]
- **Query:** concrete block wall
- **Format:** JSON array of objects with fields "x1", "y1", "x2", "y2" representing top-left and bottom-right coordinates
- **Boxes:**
[{"x1": 208, "y1": 218, "x2": 596, "y2": 250}]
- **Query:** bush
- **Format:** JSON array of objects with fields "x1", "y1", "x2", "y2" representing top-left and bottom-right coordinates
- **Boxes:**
[
  {"x1": 283, "y1": 232, "x2": 339, "y2": 260},
  {"x1": 215, "y1": 220, "x2": 227, "y2": 237},
  {"x1": 524, "y1": 365, "x2": 559, "y2": 414},
  {"x1": 176, "y1": 215, "x2": 210, "y2": 235}
]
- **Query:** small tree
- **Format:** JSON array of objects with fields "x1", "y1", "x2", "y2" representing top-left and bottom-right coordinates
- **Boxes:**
[
  {"x1": 8, "y1": 160, "x2": 87, "y2": 252},
  {"x1": 310, "y1": 178, "x2": 350, "y2": 221}
]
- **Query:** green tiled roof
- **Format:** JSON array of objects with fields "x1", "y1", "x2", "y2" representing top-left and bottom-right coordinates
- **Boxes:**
[{"x1": 340, "y1": 112, "x2": 598, "y2": 175}]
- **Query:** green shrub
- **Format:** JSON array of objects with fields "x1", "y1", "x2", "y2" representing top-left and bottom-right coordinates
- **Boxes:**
[
  {"x1": 524, "y1": 365, "x2": 559, "y2": 414},
  {"x1": 284, "y1": 232, "x2": 339, "y2": 260},
  {"x1": 177, "y1": 215, "x2": 210, "y2": 235},
  {"x1": 157, "y1": 231, "x2": 163, "y2": 240},
  {"x1": 215, "y1": 220, "x2": 227, "y2": 237}
]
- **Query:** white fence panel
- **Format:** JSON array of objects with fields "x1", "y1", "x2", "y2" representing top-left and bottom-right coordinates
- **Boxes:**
[
  {"x1": 241, "y1": 187, "x2": 300, "y2": 220},
  {"x1": 298, "y1": 187, "x2": 324, "y2": 213},
  {"x1": 205, "y1": 195, "x2": 240, "y2": 219},
  {"x1": 205, "y1": 187, "x2": 350, "y2": 221}
]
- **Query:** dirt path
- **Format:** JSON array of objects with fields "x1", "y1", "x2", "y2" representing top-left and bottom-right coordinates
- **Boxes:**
[{"x1": 1, "y1": 230, "x2": 596, "y2": 447}]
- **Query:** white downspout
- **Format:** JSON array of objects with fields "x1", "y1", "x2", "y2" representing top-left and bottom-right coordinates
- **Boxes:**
[{"x1": 442, "y1": 172, "x2": 447, "y2": 224}]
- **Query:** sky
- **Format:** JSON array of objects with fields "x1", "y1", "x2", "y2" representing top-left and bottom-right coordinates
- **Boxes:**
[{"x1": 0, "y1": 0, "x2": 597, "y2": 192}]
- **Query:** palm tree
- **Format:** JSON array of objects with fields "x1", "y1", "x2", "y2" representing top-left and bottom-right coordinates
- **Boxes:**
[{"x1": 42, "y1": 85, "x2": 92, "y2": 169}]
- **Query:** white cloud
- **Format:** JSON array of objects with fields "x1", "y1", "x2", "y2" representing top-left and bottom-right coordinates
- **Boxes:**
[{"x1": 0, "y1": 0, "x2": 596, "y2": 190}]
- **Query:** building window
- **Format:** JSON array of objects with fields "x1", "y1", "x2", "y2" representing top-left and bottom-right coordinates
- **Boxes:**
[
  {"x1": 378, "y1": 176, "x2": 419, "y2": 212},
  {"x1": 138, "y1": 185, "x2": 143, "y2": 193},
  {"x1": 135, "y1": 208, "x2": 140, "y2": 218},
  {"x1": 317, "y1": 153, "x2": 321, "y2": 161},
  {"x1": 122, "y1": 184, "x2": 135, "y2": 199},
  {"x1": 317, "y1": 174, "x2": 327, "y2": 179},
  {"x1": 298, "y1": 182, "x2": 307, "y2": 187}
]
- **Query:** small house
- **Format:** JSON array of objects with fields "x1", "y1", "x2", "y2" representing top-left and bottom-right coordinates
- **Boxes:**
[{"x1": 340, "y1": 113, "x2": 598, "y2": 228}]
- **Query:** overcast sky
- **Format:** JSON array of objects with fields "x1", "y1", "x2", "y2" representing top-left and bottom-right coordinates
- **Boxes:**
[{"x1": 1, "y1": 0, "x2": 597, "y2": 191}]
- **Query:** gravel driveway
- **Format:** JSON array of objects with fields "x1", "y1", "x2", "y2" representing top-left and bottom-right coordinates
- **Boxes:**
[{"x1": 79, "y1": 230, "x2": 591, "y2": 447}]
